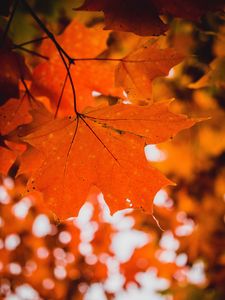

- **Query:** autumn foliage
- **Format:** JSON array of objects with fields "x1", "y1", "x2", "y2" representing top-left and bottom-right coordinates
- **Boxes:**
[{"x1": 0, "y1": 1, "x2": 225, "y2": 299}]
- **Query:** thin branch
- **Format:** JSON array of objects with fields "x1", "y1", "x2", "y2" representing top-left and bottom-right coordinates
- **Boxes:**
[
  {"x1": 13, "y1": 36, "x2": 48, "y2": 47},
  {"x1": 20, "y1": 0, "x2": 74, "y2": 64},
  {"x1": 1, "y1": 0, "x2": 19, "y2": 46},
  {"x1": 20, "y1": 0, "x2": 78, "y2": 114},
  {"x1": 20, "y1": 76, "x2": 36, "y2": 103},
  {"x1": 15, "y1": 50, "x2": 37, "y2": 105},
  {"x1": 19, "y1": 69, "x2": 45, "y2": 110},
  {"x1": 13, "y1": 44, "x2": 49, "y2": 60},
  {"x1": 57, "y1": 52, "x2": 78, "y2": 114}
]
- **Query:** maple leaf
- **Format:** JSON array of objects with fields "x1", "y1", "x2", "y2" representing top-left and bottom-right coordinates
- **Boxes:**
[
  {"x1": 17, "y1": 145, "x2": 43, "y2": 177},
  {"x1": 77, "y1": 0, "x2": 225, "y2": 36},
  {"x1": 32, "y1": 20, "x2": 123, "y2": 115},
  {"x1": 116, "y1": 39, "x2": 183, "y2": 102},
  {"x1": 0, "y1": 138, "x2": 26, "y2": 175},
  {"x1": 0, "y1": 94, "x2": 32, "y2": 175},
  {"x1": 0, "y1": 91, "x2": 51, "y2": 175},
  {"x1": 0, "y1": 96, "x2": 32, "y2": 136},
  {"x1": 21, "y1": 101, "x2": 195, "y2": 219},
  {"x1": 0, "y1": 140, "x2": 17, "y2": 175}
]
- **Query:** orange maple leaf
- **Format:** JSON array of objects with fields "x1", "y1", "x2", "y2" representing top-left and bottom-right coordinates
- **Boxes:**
[
  {"x1": 0, "y1": 96, "x2": 32, "y2": 136},
  {"x1": 0, "y1": 94, "x2": 33, "y2": 175},
  {"x1": 116, "y1": 39, "x2": 183, "y2": 102},
  {"x1": 21, "y1": 101, "x2": 195, "y2": 219},
  {"x1": 31, "y1": 20, "x2": 123, "y2": 116},
  {"x1": 0, "y1": 92, "x2": 51, "y2": 175}
]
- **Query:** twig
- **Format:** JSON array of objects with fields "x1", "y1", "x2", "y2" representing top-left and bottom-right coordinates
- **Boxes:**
[
  {"x1": 20, "y1": 0, "x2": 74, "y2": 64},
  {"x1": 20, "y1": 0, "x2": 78, "y2": 114},
  {"x1": 14, "y1": 36, "x2": 48, "y2": 47},
  {"x1": 1, "y1": 0, "x2": 19, "y2": 46},
  {"x1": 13, "y1": 44, "x2": 49, "y2": 60}
]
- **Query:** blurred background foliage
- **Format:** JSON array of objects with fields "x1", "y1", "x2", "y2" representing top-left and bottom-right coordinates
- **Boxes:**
[{"x1": 151, "y1": 11, "x2": 225, "y2": 300}]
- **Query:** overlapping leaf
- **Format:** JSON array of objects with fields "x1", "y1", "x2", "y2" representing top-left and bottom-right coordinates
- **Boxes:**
[
  {"x1": 77, "y1": 0, "x2": 167, "y2": 36},
  {"x1": 116, "y1": 39, "x2": 183, "y2": 102},
  {"x1": 0, "y1": 92, "x2": 50, "y2": 175},
  {"x1": 32, "y1": 20, "x2": 123, "y2": 115},
  {"x1": 78, "y1": 0, "x2": 225, "y2": 36}
]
